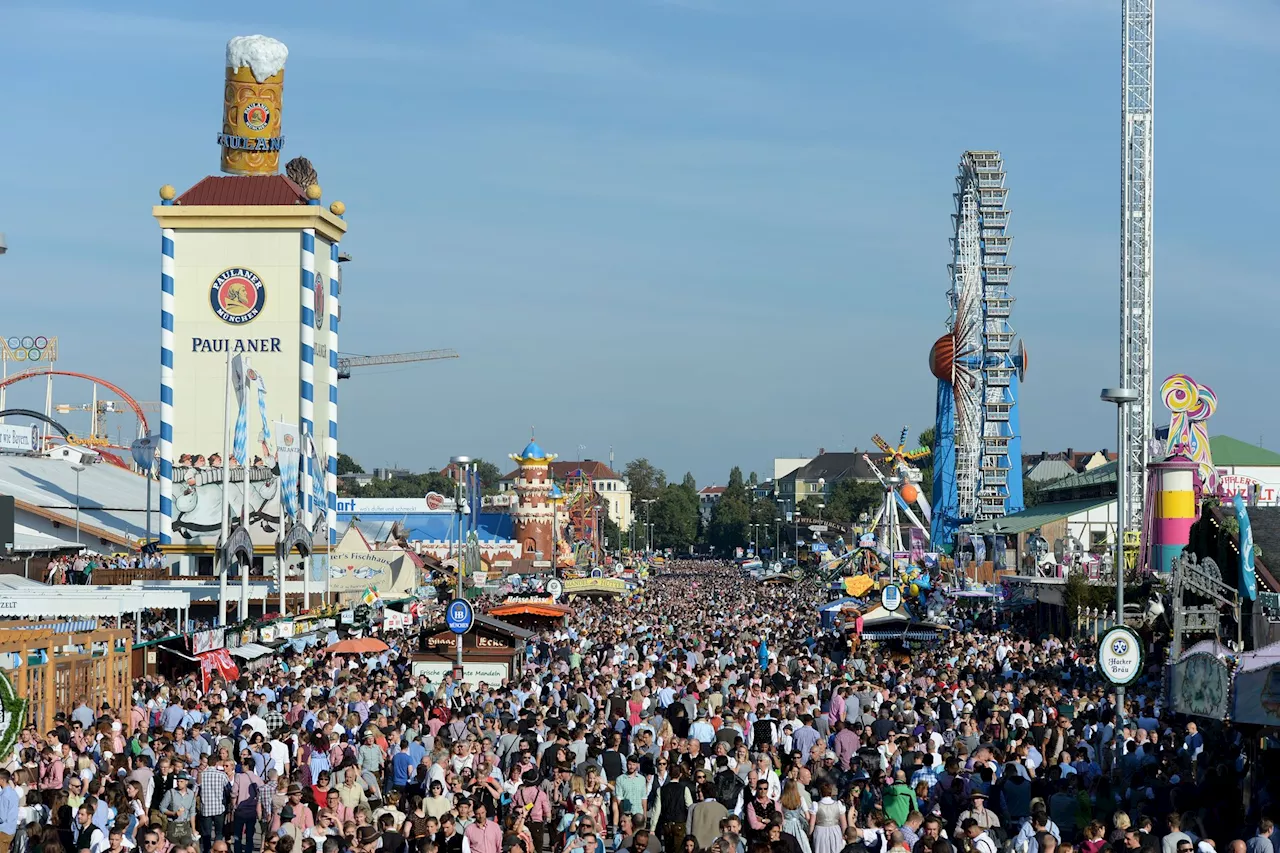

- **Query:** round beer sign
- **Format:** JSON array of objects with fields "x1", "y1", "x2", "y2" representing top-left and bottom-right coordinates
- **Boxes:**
[
  {"x1": 210, "y1": 268, "x2": 266, "y2": 325},
  {"x1": 1098, "y1": 625, "x2": 1144, "y2": 685}
]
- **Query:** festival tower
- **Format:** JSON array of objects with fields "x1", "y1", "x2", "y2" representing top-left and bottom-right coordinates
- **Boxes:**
[
  {"x1": 509, "y1": 440, "x2": 556, "y2": 564},
  {"x1": 153, "y1": 35, "x2": 348, "y2": 567}
]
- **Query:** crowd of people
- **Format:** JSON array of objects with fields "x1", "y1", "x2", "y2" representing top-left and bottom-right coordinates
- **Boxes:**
[
  {"x1": 43, "y1": 553, "x2": 165, "y2": 586},
  {"x1": 1, "y1": 561, "x2": 1272, "y2": 853}
]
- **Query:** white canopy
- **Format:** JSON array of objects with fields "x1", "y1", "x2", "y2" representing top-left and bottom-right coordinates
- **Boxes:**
[
  {"x1": 228, "y1": 643, "x2": 274, "y2": 660},
  {"x1": 0, "y1": 576, "x2": 190, "y2": 619},
  {"x1": 131, "y1": 581, "x2": 273, "y2": 602}
]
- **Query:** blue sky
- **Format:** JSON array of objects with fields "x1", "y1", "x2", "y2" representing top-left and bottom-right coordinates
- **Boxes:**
[{"x1": 1, "y1": 0, "x2": 1277, "y2": 485}]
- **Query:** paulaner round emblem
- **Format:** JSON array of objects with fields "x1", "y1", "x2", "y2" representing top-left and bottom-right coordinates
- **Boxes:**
[
  {"x1": 210, "y1": 268, "x2": 266, "y2": 325},
  {"x1": 243, "y1": 102, "x2": 271, "y2": 131}
]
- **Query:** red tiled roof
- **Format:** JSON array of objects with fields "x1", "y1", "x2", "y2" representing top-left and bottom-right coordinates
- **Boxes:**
[
  {"x1": 177, "y1": 174, "x2": 309, "y2": 206},
  {"x1": 699, "y1": 486, "x2": 726, "y2": 495},
  {"x1": 551, "y1": 460, "x2": 622, "y2": 481}
]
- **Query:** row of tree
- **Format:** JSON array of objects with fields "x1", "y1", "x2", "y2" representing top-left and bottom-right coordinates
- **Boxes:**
[
  {"x1": 336, "y1": 454, "x2": 503, "y2": 498},
  {"x1": 336, "y1": 426, "x2": 945, "y2": 554}
]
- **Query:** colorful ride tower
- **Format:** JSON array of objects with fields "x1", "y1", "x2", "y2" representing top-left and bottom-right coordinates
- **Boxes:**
[{"x1": 509, "y1": 439, "x2": 556, "y2": 563}]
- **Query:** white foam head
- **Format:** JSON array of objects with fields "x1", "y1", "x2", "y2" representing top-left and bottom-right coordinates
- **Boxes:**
[{"x1": 225, "y1": 35, "x2": 289, "y2": 83}]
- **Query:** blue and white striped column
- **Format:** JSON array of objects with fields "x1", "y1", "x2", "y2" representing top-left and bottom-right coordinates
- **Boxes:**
[
  {"x1": 299, "y1": 227, "x2": 316, "y2": 520},
  {"x1": 327, "y1": 241, "x2": 340, "y2": 544},
  {"x1": 159, "y1": 224, "x2": 176, "y2": 545}
]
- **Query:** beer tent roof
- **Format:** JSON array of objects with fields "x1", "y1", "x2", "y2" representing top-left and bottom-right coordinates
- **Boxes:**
[{"x1": 0, "y1": 576, "x2": 189, "y2": 618}]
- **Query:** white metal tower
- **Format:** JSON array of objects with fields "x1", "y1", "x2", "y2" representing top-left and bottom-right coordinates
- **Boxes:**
[
  {"x1": 1120, "y1": 0, "x2": 1154, "y2": 534},
  {"x1": 969, "y1": 151, "x2": 1019, "y2": 520},
  {"x1": 948, "y1": 162, "x2": 983, "y2": 520}
]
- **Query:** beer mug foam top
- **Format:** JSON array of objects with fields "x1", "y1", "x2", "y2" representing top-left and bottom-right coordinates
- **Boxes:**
[{"x1": 220, "y1": 35, "x2": 289, "y2": 176}]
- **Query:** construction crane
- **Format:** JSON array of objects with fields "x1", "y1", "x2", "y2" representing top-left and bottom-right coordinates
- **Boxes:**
[
  {"x1": 56, "y1": 400, "x2": 159, "y2": 439},
  {"x1": 1119, "y1": 0, "x2": 1154, "y2": 539},
  {"x1": 336, "y1": 349, "x2": 459, "y2": 380}
]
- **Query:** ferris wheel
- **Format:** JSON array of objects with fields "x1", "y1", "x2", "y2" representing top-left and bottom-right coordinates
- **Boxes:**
[{"x1": 929, "y1": 151, "x2": 1028, "y2": 546}]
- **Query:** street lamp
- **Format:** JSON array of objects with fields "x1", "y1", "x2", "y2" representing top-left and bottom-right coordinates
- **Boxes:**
[
  {"x1": 1100, "y1": 387, "x2": 1139, "y2": 728},
  {"x1": 449, "y1": 455, "x2": 470, "y2": 596},
  {"x1": 818, "y1": 503, "x2": 826, "y2": 521},
  {"x1": 775, "y1": 517, "x2": 782, "y2": 562},
  {"x1": 640, "y1": 499, "x2": 656, "y2": 553},
  {"x1": 70, "y1": 463, "x2": 86, "y2": 546}
]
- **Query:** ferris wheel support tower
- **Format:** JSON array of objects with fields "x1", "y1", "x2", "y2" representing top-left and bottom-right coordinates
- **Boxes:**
[{"x1": 1119, "y1": 0, "x2": 1154, "y2": 536}]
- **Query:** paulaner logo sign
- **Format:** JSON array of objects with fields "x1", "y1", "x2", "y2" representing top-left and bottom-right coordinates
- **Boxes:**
[{"x1": 210, "y1": 268, "x2": 266, "y2": 325}]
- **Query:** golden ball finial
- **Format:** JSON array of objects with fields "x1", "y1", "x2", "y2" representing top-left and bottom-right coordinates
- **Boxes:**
[
  {"x1": 305, "y1": 183, "x2": 323, "y2": 200},
  {"x1": 329, "y1": 201, "x2": 346, "y2": 216},
  {"x1": 159, "y1": 184, "x2": 177, "y2": 201}
]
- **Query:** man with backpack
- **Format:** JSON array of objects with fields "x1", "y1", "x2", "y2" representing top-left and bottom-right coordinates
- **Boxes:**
[
  {"x1": 712, "y1": 757, "x2": 744, "y2": 815},
  {"x1": 230, "y1": 757, "x2": 262, "y2": 853}
]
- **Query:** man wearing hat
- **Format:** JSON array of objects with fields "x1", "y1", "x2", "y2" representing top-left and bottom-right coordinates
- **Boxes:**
[
  {"x1": 276, "y1": 806, "x2": 303, "y2": 848},
  {"x1": 273, "y1": 784, "x2": 313, "y2": 835},
  {"x1": 956, "y1": 792, "x2": 1001, "y2": 835},
  {"x1": 512, "y1": 769, "x2": 551, "y2": 853}
]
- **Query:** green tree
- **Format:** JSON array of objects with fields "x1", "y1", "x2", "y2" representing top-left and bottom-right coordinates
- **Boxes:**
[
  {"x1": 625, "y1": 458, "x2": 667, "y2": 507},
  {"x1": 796, "y1": 497, "x2": 824, "y2": 518},
  {"x1": 681, "y1": 472, "x2": 697, "y2": 493},
  {"x1": 356, "y1": 471, "x2": 455, "y2": 499},
  {"x1": 1023, "y1": 475, "x2": 1060, "y2": 509},
  {"x1": 651, "y1": 483, "x2": 699, "y2": 551},
  {"x1": 601, "y1": 512, "x2": 623, "y2": 553},
  {"x1": 915, "y1": 427, "x2": 935, "y2": 503},
  {"x1": 823, "y1": 478, "x2": 884, "y2": 525},
  {"x1": 709, "y1": 467, "x2": 751, "y2": 553},
  {"x1": 337, "y1": 453, "x2": 364, "y2": 475},
  {"x1": 471, "y1": 458, "x2": 503, "y2": 496}
]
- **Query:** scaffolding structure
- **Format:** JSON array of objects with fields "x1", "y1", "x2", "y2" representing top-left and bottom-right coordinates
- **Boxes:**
[
  {"x1": 969, "y1": 152, "x2": 1024, "y2": 521},
  {"x1": 934, "y1": 152, "x2": 1025, "y2": 541},
  {"x1": 1119, "y1": 0, "x2": 1155, "y2": 537}
]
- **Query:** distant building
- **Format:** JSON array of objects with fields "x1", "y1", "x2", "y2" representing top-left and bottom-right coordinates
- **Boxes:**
[
  {"x1": 372, "y1": 466, "x2": 411, "y2": 481},
  {"x1": 1210, "y1": 435, "x2": 1280, "y2": 505},
  {"x1": 500, "y1": 458, "x2": 632, "y2": 530},
  {"x1": 773, "y1": 458, "x2": 812, "y2": 482},
  {"x1": 1023, "y1": 448, "x2": 1117, "y2": 483},
  {"x1": 775, "y1": 451, "x2": 878, "y2": 518},
  {"x1": 337, "y1": 472, "x2": 374, "y2": 489},
  {"x1": 698, "y1": 486, "x2": 725, "y2": 524}
]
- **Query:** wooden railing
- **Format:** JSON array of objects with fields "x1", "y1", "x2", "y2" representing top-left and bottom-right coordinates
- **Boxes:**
[{"x1": 92, "y1": 567, "x2": 170, "y2": 584}]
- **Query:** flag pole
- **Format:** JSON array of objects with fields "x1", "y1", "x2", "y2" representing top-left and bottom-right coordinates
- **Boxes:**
[
  {"x1": 218, "y1": 348, "x2": 232, "y2": 628},
  {"x1": 240, "y1": 359, "x2": 251, "y2": 621}
]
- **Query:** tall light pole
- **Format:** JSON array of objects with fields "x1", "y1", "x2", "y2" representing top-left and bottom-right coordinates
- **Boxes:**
[
  {"x1": 640, "y1": 498, "x2": 655, "y2": 553},
  {"x1": 449, "y1": 455, "x2": 470, "y2": 601},
  {"x1": 1100, "y1": 387, "x2": 1139, "y2": 727},
  {"x1": 775, "y1": 516, "x2": 782, "y2": 562},
  {"x1": 775, "y1": 499, "x2": 785, "y2": 557},
  {"x1": 549, "y1": 483, "x2": 564, "y2": 578},
  {"x1": 70, "y1": 463, "x2": 86, "y2": 546}
]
